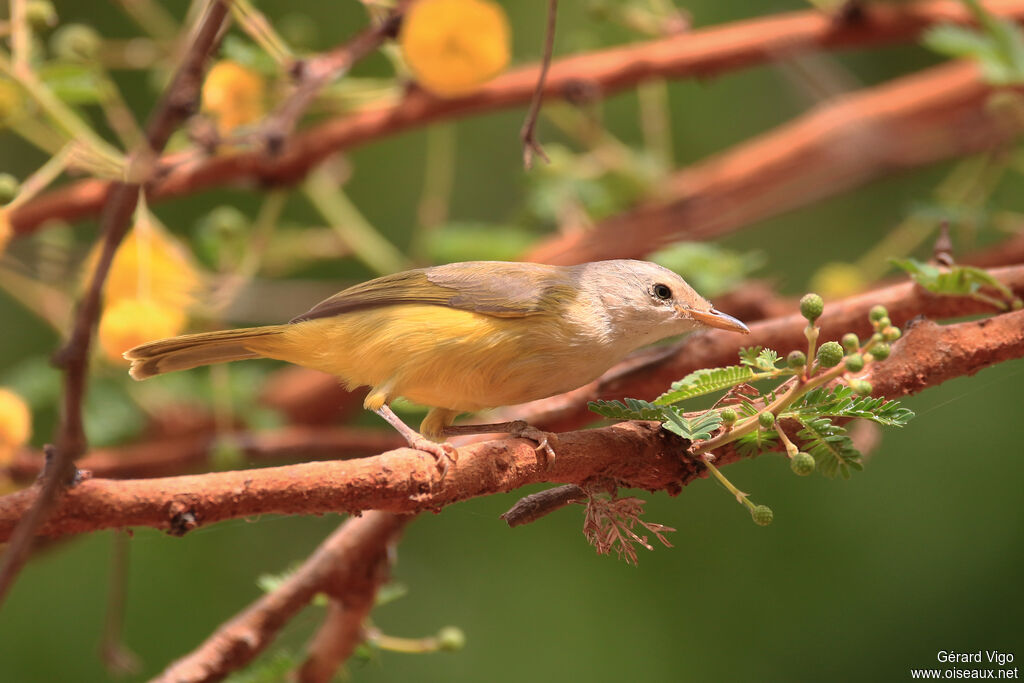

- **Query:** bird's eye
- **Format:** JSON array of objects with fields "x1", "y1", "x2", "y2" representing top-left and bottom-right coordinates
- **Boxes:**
[{"x1": 653, "y1": 283, "x2": 672, "y2": 300}]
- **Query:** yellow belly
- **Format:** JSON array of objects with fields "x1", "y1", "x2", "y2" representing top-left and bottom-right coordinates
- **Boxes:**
[{"x1": 245, "y1": 304, "x2": 607, "y2": 412}]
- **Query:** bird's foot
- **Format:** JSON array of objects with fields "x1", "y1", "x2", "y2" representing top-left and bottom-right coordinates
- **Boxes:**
[
  {"x1": 507, "y1": 421, "x2": 558, "y2": 465},
  {"x1": 408, "y1": 436, "x2": 458, "y2": 477}
]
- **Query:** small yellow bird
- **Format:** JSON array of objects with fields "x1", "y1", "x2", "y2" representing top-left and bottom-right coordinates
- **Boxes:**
[{"x1": 125, "y1": 260, "x2": 748, "y2": 469}]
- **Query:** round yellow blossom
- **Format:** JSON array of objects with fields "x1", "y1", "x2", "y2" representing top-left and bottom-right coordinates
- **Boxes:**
[
  {"x1": 401, "y1": 0, "x2": 510, "y2": 97},
  {"x1": 810, "y1": 261, "x2": 867, "y2": 299},
  {"x1": 98, "y1": 298, "x2": 186, "y2": 363},
  {"x1": 0, "y1": 210, "x2": 11, "y2": 256},
  {"x1": 201, "y1": 60, "x2": 266, "y2": 135},
  {"x1": 85, "y1": 222, "x2": 200, "y2": 311},
  {"x1": 0, "y1": 388, "x2": 31, "y2": 465}
]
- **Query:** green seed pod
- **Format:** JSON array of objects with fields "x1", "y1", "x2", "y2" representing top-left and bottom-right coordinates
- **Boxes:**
[
  {"x1": 720, "y1": 407, "x2": 737, "y2": 426},
  {"x1": 786, "y1": 350, "x2": 806, "y2": 369},
  {"x1": 751, "y1": 505, "x2": 774, "y2": 526},
  {"x1": 869, "y1": 305, "x2": 888, "y2": 322},
  {"x1": 882, "y1": 326, "x2": 901, "y2": 342},
  {"x1": 800, "y1": 293, "x2": 824, "y2": 322},
  {"x1": 51, "y1": 24, "x2": 101, "y2": 62},
  {"x1": 841, "y1": 333, "x2": 860, "y2": 353},
  {"x1": 870, "y1": 342, "x2": 891, "y2": 361},
  {"x1": 844, "y1": 353, "x2": 864, "y2": 372},
  {"x1": 26, "y1": 1, "x2": 58, "y2": 30},
  {"x1": 437, "y1": 626, "x2": 466, "y2": 652},
  {"x1": 0, "y1": 173, "x2": 19, "y2": 204},
  {"x1": 816, "y1": 341, "x2": 844, "y2": 368},
  {"x1": 758, "y1": 412, "x2": 774, "y2": 430},
  {"x1": 790, "y1": 451, "x2": 815, "y2": 476},
  {"x1": 850, "y1": 379, "x2": 873, "y2": 396}
]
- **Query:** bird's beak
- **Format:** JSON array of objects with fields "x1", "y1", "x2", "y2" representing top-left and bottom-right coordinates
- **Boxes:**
[{"x1": 685, "y1": 307, "x2": 750, "y2": 334}]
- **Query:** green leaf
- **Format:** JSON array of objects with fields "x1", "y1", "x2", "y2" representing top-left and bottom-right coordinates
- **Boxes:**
[
  {"x1": 891, "y1": 258, "x2": 1019, "y2": 310},
  {"x1": 427, "y1": 222, "x2": 537, "y2": 264},
  {"x1": 38, "y1": 62, "x2": 105, "y2": 104},
  {"x1": 738, "y1": 346, "x2": 781, "y2": 371},
  {"x1": 786, "y1": 386, "x2": 915, "y2": 427},
  {"x1": 923, "y1": 24, "x2": 996, "y2": 60},
  {"x1": 654, "y1": 365, "x2": 754, "y2": 405},
  {"x1": 649, "y1": 242, "x2": 764, "y2": 297},
  {"x1": 796, "y1": 416, "x2": 862, "y2": 479},
  {"x1": 735, "y1": 427, "x2": 777, "y2": 458},
  {"x1": 660, "y1": 408, "x2": 722, "y2": 442},
  {"x1": 589, "y1": 397, "x2": 665, "y2": 421},
  {"x1": 220, "y1": 35, "x2": 278, "y2": 75}
]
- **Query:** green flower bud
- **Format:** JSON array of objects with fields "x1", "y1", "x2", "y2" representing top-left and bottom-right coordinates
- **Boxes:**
[
  {"x1": 751, "y1": 505, "x2": 774, "y2": 526},
  {"x1": 51, "y1": 24, "x2": 101, "y2": 62},
  {"x1": 758, "y1": 412, "x2": 774, "y2": 430},
  {"x1": 790, "y1": 452, "x2": 815, "y2": 476},
  {"x1": 841, "y1": 333, "x2": 860, "y2": 353},
  {"x1": 800, "y1": 293, "x2": 824, "y2": 322},
  {"x1": 26, "y1": 1, "x2": 58, "y2": 30},
  {"x1": 869, "y1": 305, "x2": 888, "y2": 322},
  {"x1": 844, "y1": 353, "x2": 864, "y2": 372},
  {"x1": 882, "y1": 326, "x2": 901, "y2": 342},
  {"x1": 437, "y1": 626, "x2": 466, "y2": 652},
  {"x1": 204, "y1": 205, "x2": 248, "y2": 237},
  {"x1": 850, "y1": 379, "x2": 873, "y2": 396},
  {"x1": 787, "y1": 350, "x2": 806, "y2": 368},
  {"x1": 720, "y1": 408, "x2": 737, "y2": 426},
  {"x1": 0, "y1": 173, "x2": 19, "y2": 204},
  {"x1": 816, "y1": 341, "x2": 844, "y2": 368},
  {"x1": 875, "y1": 316, "x2": 891, "y2": 330},
  {"x1": 869, "y1": 342, "x2": 891, "y2": 361}
]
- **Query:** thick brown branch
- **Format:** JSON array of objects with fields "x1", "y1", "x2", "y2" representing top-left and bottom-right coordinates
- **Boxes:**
[
  {"x1": 153, "y1": 511, "x2": 407, "y2": 683},
  {"x1": 6, "y1": 426, "x2": 406, "y2": 482},
  {"x1": 1, "y1": 301, "x2": 1022, "y2": 543},
  {"x1": 526, "y1": 59, "x2": 1024, "y2": 264},
  {"x1": 11, "y1": 0, "x2": 1024, "y2": 234}
]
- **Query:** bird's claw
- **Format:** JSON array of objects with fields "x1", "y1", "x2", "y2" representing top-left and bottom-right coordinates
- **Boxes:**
[
  {"x1": 409, "y1": 436, "x2": 458, "y2": 477},
  {"x1": 511, "y1": 424, "x2": 558, "y2": 465}
]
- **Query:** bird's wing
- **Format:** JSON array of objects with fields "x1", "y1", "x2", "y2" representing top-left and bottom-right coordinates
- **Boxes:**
[{"x1": 290, "y1": 262, "x2": 576, "y2": 322}]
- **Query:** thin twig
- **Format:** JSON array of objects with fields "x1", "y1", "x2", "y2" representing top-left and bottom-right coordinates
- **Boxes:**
[
  {"x1": 0, "y1": 0, "x2": 231, "y2": 609},
  {"x1": 14, "y1": 0, "x2": 1024, "y2": 233},
  {"x1": 520, "y1": 0, "x2": 558, "y2": 169},
  {"x1": 152, "y1": 512, "x2": 408, "y2": 683},
  {"x1": 259, "y1": 3, "x2": 408, "y2": 153}
]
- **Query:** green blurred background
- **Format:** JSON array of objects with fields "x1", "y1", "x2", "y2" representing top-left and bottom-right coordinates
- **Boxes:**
[{"x1": 1, "y1": 0, "x2": 1022, "y2": 681}]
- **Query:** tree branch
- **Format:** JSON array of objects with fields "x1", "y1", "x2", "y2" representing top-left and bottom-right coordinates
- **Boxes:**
[
  {"x1": 2, "y1": 301, "x2": 1022, "y2": 543},
  {"x1": 153, "y1": 511, "x2": 408, "y2": 683},
  {"x1": 11, "y1": 0, "x2": 1024, "y2": 234},
  {"x1": 525, "y1": 59, "x2": 1024, "y2": 264},
  {"x1": 0, "y1": 0, "x2": 231, "y2": 608}
]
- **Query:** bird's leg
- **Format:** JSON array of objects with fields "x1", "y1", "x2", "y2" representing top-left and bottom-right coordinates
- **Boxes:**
[
  {"x1": 441, "y1": 420, "x2": 557, "y2": 464},
  {"x1": 374, "y1": 405, "x2": 458, "y2": 476}
]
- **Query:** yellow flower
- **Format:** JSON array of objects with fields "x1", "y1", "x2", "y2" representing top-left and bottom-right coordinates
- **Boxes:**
[
  {"x1": 0, "y1": 209, "x2": 10, "y2": 256},
  {"x1": 86, "y1": 220, "x2": 200, "y2": 311},
  {"x1": 98, "y1": 298, "x2": 186, "y2": 363},
  {"x1": 401, "y1": 0, "x2": 510, "y2": 97},
  {"x1": 810, "y1": 262, "x2": 867, "y2": 299},
  {"x1": 201, "y1": 60, "x2": 266, "y2": 135},
  {"x1": 0, "y1": 388, "x2": 31, "y2": 465}
]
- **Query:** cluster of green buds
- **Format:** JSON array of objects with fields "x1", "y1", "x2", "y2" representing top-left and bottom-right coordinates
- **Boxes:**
[{"x1": 696, "y1": 293, "x2": 905, "y2": 528}]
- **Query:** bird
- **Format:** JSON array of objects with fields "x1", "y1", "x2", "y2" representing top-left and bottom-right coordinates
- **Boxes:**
[{"x1": 124, "y1": 259, "x2": 749, "y2": 470}]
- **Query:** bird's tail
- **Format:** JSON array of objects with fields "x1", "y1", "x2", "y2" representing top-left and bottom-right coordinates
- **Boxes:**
[{"x1": 124, "y1": 325, "x2": 288, "y2": 380}]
